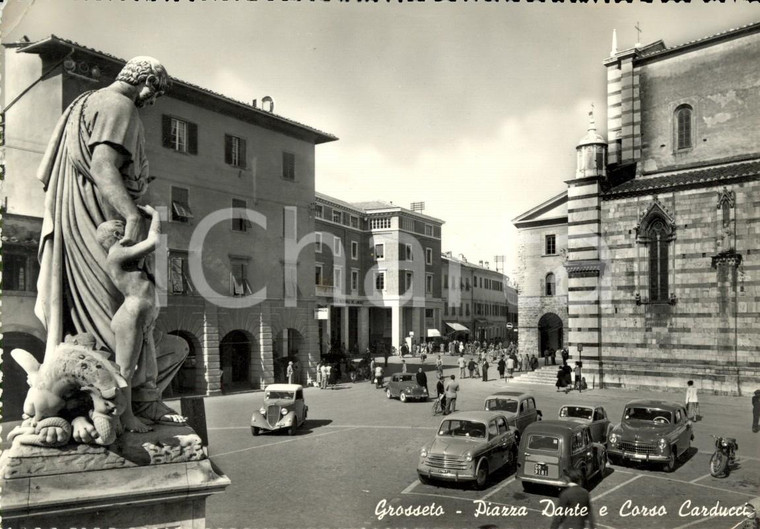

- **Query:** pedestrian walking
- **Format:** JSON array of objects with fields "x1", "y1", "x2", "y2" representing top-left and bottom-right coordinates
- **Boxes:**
[
  {"x1": 401, "y1": 359, "x2": 407, "y2": 374},
  {"x1": 497, "y1": 357, "x2": 506, "y2": 379},
  {"x1": 482, "y1": 359, "x2": 489, "y2": 382},
  {"x1": 320, "y1": 363, "x2": 328, "y2": 390},
  {"x1": 416, "y1": 368, "x2": 428, "y2": 394},
  {"x1": 444, "y1": 375, "x2": 459, "y2": 414},
  {"x1": 574, "y1": 362, "x2": 583, "y2": 393},
  {"x1": 549, "y1": 470, "x2": 596, "y2": 529},
  {"x1": 752, "y1": 389, "x2": 760, "y2": 433},
  {"x1": 506, "y1": 355, "x2": 515, "y2": 379},
  {"x1": 685, "y1": 380, "x2": 699, "y2": 421},
  {"x1": 374, "y1": 365, "x2": 384, "y2": 388},
  {"x1": 551, "y1": 348, "x2": 557, "y2": 365},
  {"x1": 556, "y1": 366, "x2": 566, "y2": 392},
  {"x1": 286, "y1": 361, "x2": 294, "y2": 384},
  {"x1": 316, "y1": 361, "x2": 323, "y2": 388},
  {"x1": 325, "y1": 363, "x2": 333, "y2": 388},
  {"x1": 544, "y1": 349, "x2": 550, "y2": 366},
  {"x1": 458, "y1": 354, "x2": 466, "y2": 379},
  {"x1": 369, "y1": 358, "x2": 376, "y2": 383},
  {"x1": 467, "y1": 357, "x2": 476, "y2": 379},
  {"x1": 436, "y1": 374, "x2": 447, "y2": 413}
]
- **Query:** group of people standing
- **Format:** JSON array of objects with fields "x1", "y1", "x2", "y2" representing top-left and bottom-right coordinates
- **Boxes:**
[
  {"x1": 435, "y1": 374, "x2": 460, "y2": 415},
  {"x1": 452, "y1": 343, "x2": 539, "y2": 383},
  {"x1": 314, "y1": 360, "x2": 344, "y2": 389},
  {"x1": 555, "y1": 360, "x2": 585, "y2": 393}
]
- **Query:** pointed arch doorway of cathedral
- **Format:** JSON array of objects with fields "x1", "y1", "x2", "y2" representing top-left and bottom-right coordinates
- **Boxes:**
[{"x1": 537, "y1": 313, "x2": 564, "y2": 354}]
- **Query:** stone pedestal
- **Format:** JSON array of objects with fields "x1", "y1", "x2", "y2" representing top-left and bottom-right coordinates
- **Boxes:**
[{"x1": 1, "y1": 424, "x2": 230, "y2": 529}]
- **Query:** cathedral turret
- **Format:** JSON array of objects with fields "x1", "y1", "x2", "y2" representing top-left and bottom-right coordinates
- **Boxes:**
[{"x1": 575, "y1": 108, "x2": 607, "y2": 179}]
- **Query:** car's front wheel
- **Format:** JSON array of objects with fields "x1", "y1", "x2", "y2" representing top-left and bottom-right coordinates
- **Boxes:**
[
  {"x1": 418, "y1": 473, "x2": 432, "y2": 485},
  {"x1": 474, "y1": 460, "x2": 489, "y2": 490},
  {"x1": 251, "y1": 426, "x2": 260, "y2": 437},
  {"x1": 400, "y1": 393, "x2": 407, "y2": 403},
  {"x1": 288, "y1": 422, "x2": 298, "y2": 436},
  {"x1": 664, "y1": 447, "x2": 676, "y2": 472},
  {"x1": 386, "y1": 389, "x2": 393, "y2": 399}
]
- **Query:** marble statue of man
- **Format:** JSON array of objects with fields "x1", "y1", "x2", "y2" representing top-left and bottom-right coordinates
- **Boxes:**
[{"x1": 35, "y1": 56, "x2": 185, "y2": 430}]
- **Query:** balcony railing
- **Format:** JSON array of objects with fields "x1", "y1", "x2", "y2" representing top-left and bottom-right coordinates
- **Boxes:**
[{"x1": 315, "y1": 284, "x2": 335, "y2": 297}]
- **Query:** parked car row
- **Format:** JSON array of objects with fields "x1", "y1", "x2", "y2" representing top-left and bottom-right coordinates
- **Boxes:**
[
  {"x1": 246, "y1": 384, "x2": 695, "y2": 492},
  {"x1": 417, "y1": 395, "x2": 695, "y2": 490}
]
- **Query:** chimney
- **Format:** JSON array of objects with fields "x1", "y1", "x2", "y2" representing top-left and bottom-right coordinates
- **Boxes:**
[
  {"x1": 485, "y1": 261, "x2": 490, "y2": 269},
  {"x1": 479, "y1": 260, "x2": 484, "y2": 267}
]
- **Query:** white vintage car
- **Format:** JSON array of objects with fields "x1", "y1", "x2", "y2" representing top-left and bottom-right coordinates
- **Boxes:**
[{"x1": 251, "y1": 384, "x2": 308, "y2": 436}]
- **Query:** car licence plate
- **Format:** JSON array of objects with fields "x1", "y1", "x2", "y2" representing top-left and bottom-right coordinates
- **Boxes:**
[{"x1": 534, "y1": 463, "x2": 548, "y2": 476}]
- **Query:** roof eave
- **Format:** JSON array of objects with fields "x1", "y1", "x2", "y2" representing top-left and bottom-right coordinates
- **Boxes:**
[{"x1": 14, "y1": 35, "x2": 338, "y2": 145}]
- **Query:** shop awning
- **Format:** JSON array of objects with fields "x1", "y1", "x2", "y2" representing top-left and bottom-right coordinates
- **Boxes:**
[
  {"x1": 427, "y1": 329, "x2": 441, "y2": 337},
  {"x1": 445, "y1": 322, "x2": 469, "y2": 332}
]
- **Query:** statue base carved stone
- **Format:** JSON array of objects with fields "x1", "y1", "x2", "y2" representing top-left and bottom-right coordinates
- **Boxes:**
[{"x1": 1, "y1": 424, "x2": 230, "y2": 529}]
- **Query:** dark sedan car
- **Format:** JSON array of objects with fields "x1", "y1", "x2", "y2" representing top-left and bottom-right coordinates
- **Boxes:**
[
  {"x1": 607, "y1": 399, "x2": 693, "y2": 472},
  {"x1": 516, "y1": 420, "x2": 607, "y2": 491},
  {"x1": 418, "y1": 411, "x2": 518, "y2": 489},
  {"x1": 557, "y1": 404, "x2": 612, "y2": 444},
  {"x1": 386, "y1": 373, "x2": 428, "y2": 402},
  {"x1": 483, "y1": 391, "x2": 541, "y2": 441}
]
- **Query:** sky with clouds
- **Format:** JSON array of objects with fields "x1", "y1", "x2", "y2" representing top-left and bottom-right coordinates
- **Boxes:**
[{"x1": 2, "y1": 0, "x2": 757, "y2": 279}]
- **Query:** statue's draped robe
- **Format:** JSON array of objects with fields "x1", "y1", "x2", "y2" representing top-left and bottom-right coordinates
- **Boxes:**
[{"x1": 35, "y1": 89, "x2": 162, "y2": 397}]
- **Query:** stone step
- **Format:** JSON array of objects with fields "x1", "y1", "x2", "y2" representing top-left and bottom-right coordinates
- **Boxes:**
[{"x1": 511, "y1": 366, "x2": 565, "y2": 386}]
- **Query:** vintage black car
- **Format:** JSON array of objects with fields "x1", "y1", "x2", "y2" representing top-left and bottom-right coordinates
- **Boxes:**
[
  {"x1": 386, "y1": 373, "x2": 428, "y2": 402},
  {"x1": 418, "y1": 411, "x2": 518, "y2": 489},
  {"x1": 483, "y1": 391, "x2": 541, "y2": 441},
  {"x1": 516, "y1": 420, "x2": 607, "y2": 490},
  {"x1": 557, "y1": 404, "x2": 612, "y2": 444},
  {"x1": 607, "y1": 399, "x2": 693, "y2": 472}
]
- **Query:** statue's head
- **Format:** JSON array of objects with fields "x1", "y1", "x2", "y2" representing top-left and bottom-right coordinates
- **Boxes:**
[
  {"x1": 116, "y1": 56, "x2": 170, "y2": 108},
  {"x1": 96, "y1": 219, "x2": 125, "y2": 250}
]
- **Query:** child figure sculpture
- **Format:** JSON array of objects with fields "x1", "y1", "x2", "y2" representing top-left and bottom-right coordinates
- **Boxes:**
[{"x1": 97, "y1": 205, "x2": 162, "y2": 433}]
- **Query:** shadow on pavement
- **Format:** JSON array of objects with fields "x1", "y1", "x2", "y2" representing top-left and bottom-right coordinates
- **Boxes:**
[{"x1": 302, "y1": 419, "x2": 333, "y2": 432}]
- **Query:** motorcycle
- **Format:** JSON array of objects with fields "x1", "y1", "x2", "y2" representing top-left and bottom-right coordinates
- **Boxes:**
[{"x1": 709, "y1": 434, "x2": 738, "y2": 477}]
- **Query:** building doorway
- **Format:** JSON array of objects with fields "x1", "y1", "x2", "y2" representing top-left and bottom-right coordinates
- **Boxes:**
[
  {"x1": 537, "y1": 312, "x2": 563, "y2": 354},
  {"x1": 220, "y1": 330, "x2": 252, "y2": 393}
]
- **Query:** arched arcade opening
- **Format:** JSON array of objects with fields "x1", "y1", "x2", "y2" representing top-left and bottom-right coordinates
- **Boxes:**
[
  {"x1": 220, "y1": 330, "x2": 253, "y2": 393},
  {"x1": 537, "y1": 312, "x2": 564, "y2": 354}
]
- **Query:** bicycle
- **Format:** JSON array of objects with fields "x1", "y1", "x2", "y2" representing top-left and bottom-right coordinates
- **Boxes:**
[{"x1": 432, "y1": 396, "x2": 446, "y2": 415}]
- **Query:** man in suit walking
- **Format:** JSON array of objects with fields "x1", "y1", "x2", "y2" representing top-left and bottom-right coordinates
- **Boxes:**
[{"x1": 549, "y1": 470, "x2": 596, "y2": 529}]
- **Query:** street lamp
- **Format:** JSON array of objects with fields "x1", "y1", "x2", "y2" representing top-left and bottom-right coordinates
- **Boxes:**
[{"x1": 576, "y1": 343, "x2": 583, "y2": 365}]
